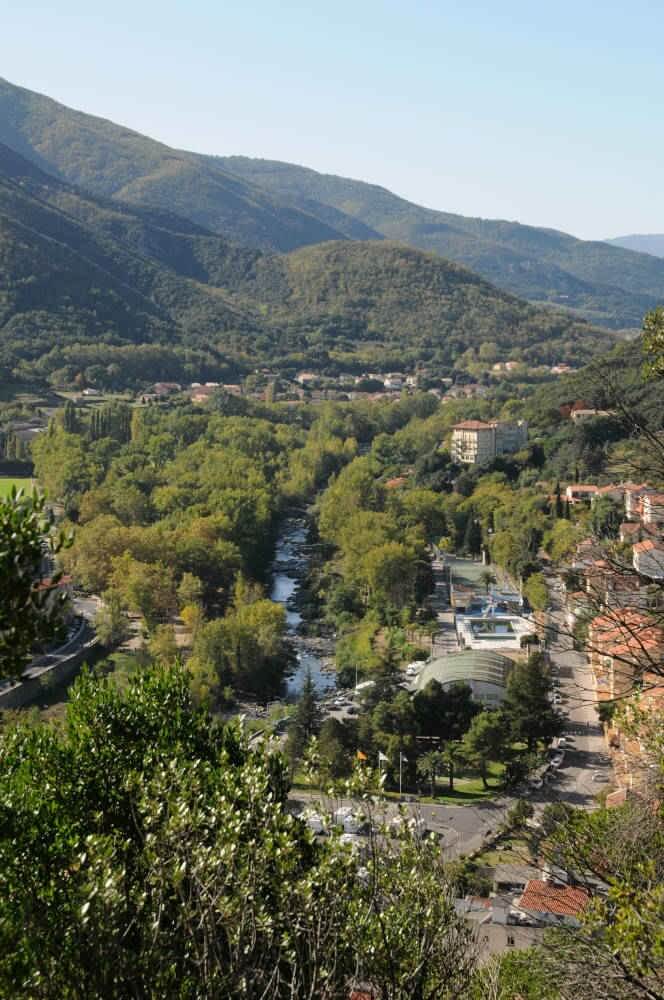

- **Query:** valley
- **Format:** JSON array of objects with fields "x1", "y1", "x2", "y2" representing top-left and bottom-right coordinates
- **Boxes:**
[{"x1": 0, "y1": 65, "x2": 662, "y2": 1000}]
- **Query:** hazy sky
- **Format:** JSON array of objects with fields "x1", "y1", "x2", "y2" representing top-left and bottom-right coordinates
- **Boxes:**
[{"x1": 3, "y1": 1, "x2": 662, "y2": 240}]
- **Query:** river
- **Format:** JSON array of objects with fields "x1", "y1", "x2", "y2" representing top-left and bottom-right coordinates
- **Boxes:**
[{"x1": 269, "y1": 515, "x2": 337, "y2": 699}]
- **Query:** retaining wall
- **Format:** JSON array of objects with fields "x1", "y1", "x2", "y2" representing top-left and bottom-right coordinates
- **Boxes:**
[{"x1": 0, "y1": 638, "x2": 101, "y2": 710}]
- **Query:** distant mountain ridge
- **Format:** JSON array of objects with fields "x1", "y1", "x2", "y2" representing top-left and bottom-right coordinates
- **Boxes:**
[
  {"x1": 0, "y1": 77, "x2": 662, "y2": 332},
  {"x1": 215, "y1": 157, "x2": 664, "y2": 331},
  {"x1": 607, "y1": 235, "x2": 664, "y2": 259}
]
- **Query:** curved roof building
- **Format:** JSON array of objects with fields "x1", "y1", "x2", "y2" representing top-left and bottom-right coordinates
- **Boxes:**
[{"x1": 411, "y1": 650, "x2": 513, "y2": 706}]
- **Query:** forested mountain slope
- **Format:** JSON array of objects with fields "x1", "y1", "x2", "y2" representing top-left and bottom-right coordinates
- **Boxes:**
[
  {"x1": 249, "y1": 240, "x2": 615, "y2": 365},
  {"x1": 218, "y1": 157, "x2": 664, "y2": 330},
  {"x1": 0, "y1": 77, "x2": 347, "y2": 252},
  {"x1": 0, "y1": 143, "x2": 259, "y2": 367},
  {"x1": 2, "y1": 78, "x2": 663, "y2": 333},
  {"x1": 0, "y1": 141, "x2": 616, "y2": 378}
]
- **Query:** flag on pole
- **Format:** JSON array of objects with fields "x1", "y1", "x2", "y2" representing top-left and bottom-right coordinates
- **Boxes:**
[
  {"x1": 378, "y1": 751, "x2": 389, "y2": 763},
  {"x1": 356, "y1": 750, "x2": 368, "y2": 762},
  {"x1": 400, "y1": 753, "x2": 408, "y2": 763}
]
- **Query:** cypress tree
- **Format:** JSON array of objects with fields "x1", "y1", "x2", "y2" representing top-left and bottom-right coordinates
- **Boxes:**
[{"x1": 554, "y1": 482, "x2": 563, "y2": 518}]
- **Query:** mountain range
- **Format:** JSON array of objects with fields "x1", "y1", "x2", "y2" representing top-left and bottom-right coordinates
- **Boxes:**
[
  {"x1": 2, "y1": 77, "x2": 663, "y2": 333},
  {"x1": 1, "y1": 76, "x2": 662, "y2": 383},
  {"x1": 608, "y1": 235, "x2": 664, "y2": 259},
  {"x1": 0, "y1": 136, "x2": 613, "y2": 382}
]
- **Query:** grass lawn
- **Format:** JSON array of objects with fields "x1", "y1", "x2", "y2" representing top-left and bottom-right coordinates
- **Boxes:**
[
  {"x1": 420, "y1": 760, "x2": 505, "y2": 804},
  {"x1": 0, "y1": 477, "x2": 34, "y2": 497},
  {"x1": 475, "y1": 835, "x2": 533, "y2": 866}
]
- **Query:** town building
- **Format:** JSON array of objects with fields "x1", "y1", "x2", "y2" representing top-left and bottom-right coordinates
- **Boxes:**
[
  {"x1": 409, "y1": 650, "x2": 514, "y2": 706},
  {"x1": 588, "y1": 611, "x2": 664, "y2": 702},
  {"x1": 515, "y1": 880, "x2": 588, "y2": 928},
  {"x1": 450, "y1": 420, "x2": 528, "y2": 465},
  {"x1": 642, "y1": 493, "x2": 664, "y2": 525},
  {"x1": 633, "y1": 539, "x2": 664, "y2": 580}
]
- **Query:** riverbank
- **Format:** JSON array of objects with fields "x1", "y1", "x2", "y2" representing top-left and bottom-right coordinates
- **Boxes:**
[{"x1": 269, "y1": 513, "x2": 337, "y2": 699}]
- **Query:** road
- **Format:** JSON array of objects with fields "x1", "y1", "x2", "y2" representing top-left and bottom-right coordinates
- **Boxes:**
[
  {"x1": 534, "y1": 581, "x2": 610, "y2": 807},
  {"x1": 0, "y1": 593, "x2": 101, "y2": 700},
  {"x1": 290, "y1": 787, "x2": 514, "y2": 858},
  {"x1": 289, "y1": 564, "x2": 610, "y2": 855}
]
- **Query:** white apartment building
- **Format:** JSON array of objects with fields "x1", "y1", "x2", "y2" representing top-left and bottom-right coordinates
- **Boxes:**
[
  {"x1": 642, "y1": 494, "x2": 664, "y2": 525},
  {"x1": 451, "y1": 420, "x2": 528, "y2": 465}
]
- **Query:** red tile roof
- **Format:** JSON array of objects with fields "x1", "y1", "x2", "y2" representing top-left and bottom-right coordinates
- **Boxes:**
[
  {"x1": 519, "y1": 880, "x2": 588, "y2": 917},
  {"x1": 634, "y1": 539, "x2": 664, "y2": 553},
  {"x1": 452, "y1": 420, "x2": 493, "y2": 430}
]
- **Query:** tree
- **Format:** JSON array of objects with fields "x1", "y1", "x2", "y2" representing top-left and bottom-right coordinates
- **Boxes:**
[
  {"x1": 414, "y1": 680, "x2": 480, "y2": 742},
  {"x1": 643, "y1": 305, "x2": 664, "y2": 377},
  {"x1": 502, "y1": 653, "x2": 564, "y2": 751},
  {"x1": 591, "y1": 496, "x2": 621, "y2": 539},
  {"x1": 94, "y1": 589, "x2": 130, "y2": 647},
  {"x1": 62, "y1": 399, "x2": 79, "y2": 434},
  {"x1": 463, "y1": 516, "x2": 482, "y2": 557},
  {"x1": 148, "y1": 624, "x2": 179, "y2": 666},
  {"x1": 440, "y1": 740, "x2": 465, "y2": 793},
  {"x1": 417, "y1": 749, "x2": 445, "y2": 797},
  {"x1": 0, "y1": 489, "x2": 70, "y2": 678},
  {"x1": 467, "y1": 948, "x2": 559, "y2": 999},
  {"x1": 553, "y1": 481, "x2": 564, "y2": 518},
  {"x1": 359, "y1": 541, "x2": 418, "y2": 615},
  {"x1": 480, "y1": 569, "x2": 497, "y2": 593},
  {"x1": 318, "y1": 717, "x2": 352, "y2": 778},
  {"x1": 0, "y1": 663, "x2": 478, "y2": 997},
  {"x1": 110, "y1": 555, "x2": 177, "y2": 631},
  {"x1": 462, "y1": 710, "x2": 509, "y2": 789},
  {"x1": 180, "y1": 603, "x2": 205, "y2": 641},
  {"x1": 177, "y1": 572, "x2": 204, "y2": 610},
  {"x1": 286, "y1": 669, "x2": 320, "y2": 766},
  {"x1": 523, "y1": 571, "x2": 548, "y2": 611}
]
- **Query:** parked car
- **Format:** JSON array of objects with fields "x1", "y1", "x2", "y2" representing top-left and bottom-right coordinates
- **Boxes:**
[
  {"x1": 529, "y1": 777, "x2": 544, "y2": 790},
  {"x1": 303, "y1": 810, "x2": 327, "y2": 835},
  {"x1": 550, "y1": 753, "x2": 565, "y2": 769}
]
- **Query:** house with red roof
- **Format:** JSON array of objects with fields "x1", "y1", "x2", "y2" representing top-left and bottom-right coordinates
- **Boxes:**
[
  {"x1": 515, "y1": 880, "x2": 588, "y2": 927},
  {"x1": 588, "y1": 610, "x2": 664, "y2": 702}
]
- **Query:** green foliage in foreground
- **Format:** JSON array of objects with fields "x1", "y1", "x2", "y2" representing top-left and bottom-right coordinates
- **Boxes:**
[
  {"x1": 0, "y1": 665, "x2": 477, "y2": 999},
  {"x1": 0, "y1": 488, "x2": 70, "y2": 678}
]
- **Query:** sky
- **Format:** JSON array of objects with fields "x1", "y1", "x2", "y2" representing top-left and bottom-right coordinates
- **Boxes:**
[{"x1": 2, "y1": 0, "x2": 663, "y2": 240}]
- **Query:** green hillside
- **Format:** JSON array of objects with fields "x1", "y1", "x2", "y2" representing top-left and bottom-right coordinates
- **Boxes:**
[
  {"x1": 0, "y1": 142, "x2": 262, "y2": 373},
  {"x1": 0, "y1": 77, "x2": 346, "y2": 252},
  {"x1": 217, "y1": 157, "x2": 664, "y2": 330},
  {"x1": 2, "y1": 77, "x2": 663, "y2": 332},
  {"x1": 0, "y1": 140, "x2": 617, "y2": 383},
  {"x1": 253, "y1": 240, "x2": 614, "y2": 366}
]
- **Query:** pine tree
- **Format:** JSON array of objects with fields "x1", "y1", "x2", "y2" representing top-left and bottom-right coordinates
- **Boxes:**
[{"x1": 502, "y1": 653, "x2": 563, "y2": 751}]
